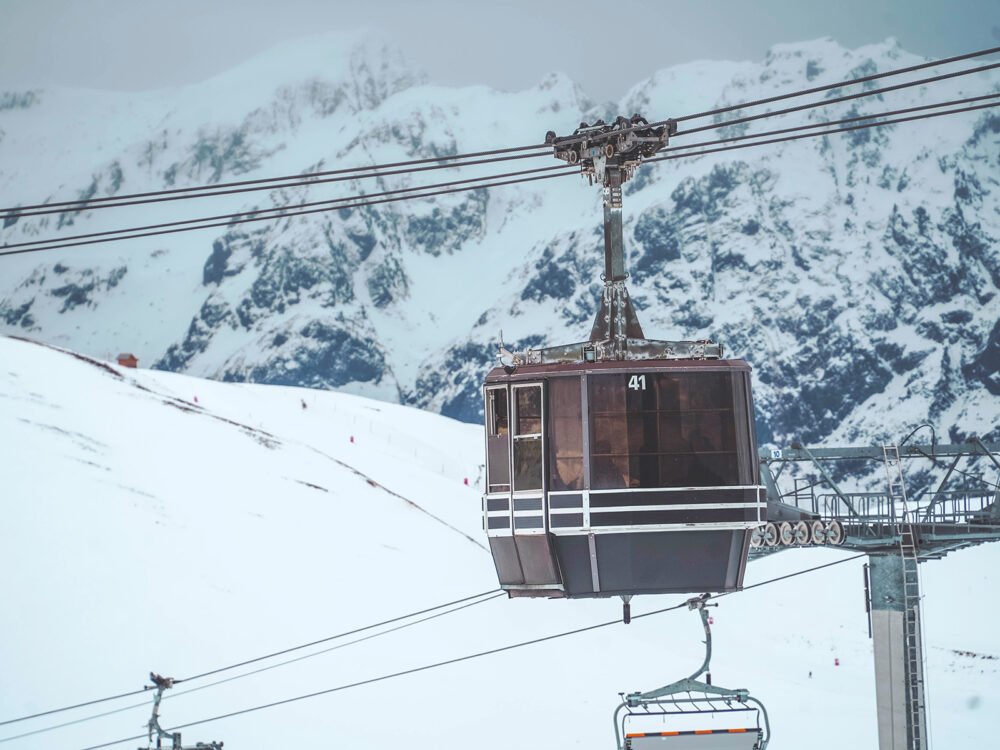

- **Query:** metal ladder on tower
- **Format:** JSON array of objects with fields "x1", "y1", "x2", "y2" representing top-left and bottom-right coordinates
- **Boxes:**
[{"x1": 882, "y1": 444, "x2": 927, "y2": 750}]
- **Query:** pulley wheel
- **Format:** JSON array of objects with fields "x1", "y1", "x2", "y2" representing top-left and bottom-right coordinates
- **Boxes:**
[
  {"x1": 763, "y1": 522, "x2": 780, "y2": 547},
  {"x1": 750, "y1": 526, "x2": 765, "y2": 548},
  {"x1": 567, "y1": 149, "x2": 579, "y2": 164},
  {"x1": 810, "y1": 519, "x2": 827, "y2": 545},
  {"x1": 793, "y1": 520, "x2": 810, "y2": 545},
  {"x1": 825, "y1": 519, "x2": 845, "y2": 546},
  {"x1": 779, "y1": 521, "x2": 794, "y2": 546},
  {"x1": 604, "y1": 143, "x2": 615, "y2": 158}
]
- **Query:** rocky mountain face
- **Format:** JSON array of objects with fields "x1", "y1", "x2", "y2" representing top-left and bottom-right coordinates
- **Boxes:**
[{"x1": 1, "y1": 33, "x2": 998, "y2": 453}]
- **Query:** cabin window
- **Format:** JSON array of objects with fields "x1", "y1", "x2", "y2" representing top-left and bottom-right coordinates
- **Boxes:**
[
  {"x1": 486, "y1": 387, "x2": 511, "y2": 493},
  {"x1": 512, "y1": 384, "x2": 543, "y2": 491},
  {"x1": 589, "y1": 372, "x2": 742, "y2": 489},
  {"x1": 548, "y1": 376, "x2": 583, "y2": 491}
]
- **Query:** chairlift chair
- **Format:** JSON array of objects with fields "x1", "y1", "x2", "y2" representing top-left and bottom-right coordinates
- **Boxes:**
[{"x1": 613, "y1": 595, "x2": 770, "y2": 750}]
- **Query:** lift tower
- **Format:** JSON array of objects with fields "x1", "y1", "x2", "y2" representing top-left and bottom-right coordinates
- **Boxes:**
[{"x1": 755, "y1": 439, "x2": 1000, "y2": 750}]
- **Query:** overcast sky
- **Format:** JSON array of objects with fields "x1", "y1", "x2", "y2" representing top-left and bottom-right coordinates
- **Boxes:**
[{"x1": 1, "y1": 0, "x2": 998, "y2": 101}]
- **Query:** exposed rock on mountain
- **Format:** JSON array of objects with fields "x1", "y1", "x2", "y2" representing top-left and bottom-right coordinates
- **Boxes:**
[{"x1": 1, "y1": 33, "x2": 997, "y2": 446}]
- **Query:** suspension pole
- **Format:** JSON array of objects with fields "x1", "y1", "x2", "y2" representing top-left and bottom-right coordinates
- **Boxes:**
[{"x1": 602, "y1": 167, "x2": 625, "y2": 282}]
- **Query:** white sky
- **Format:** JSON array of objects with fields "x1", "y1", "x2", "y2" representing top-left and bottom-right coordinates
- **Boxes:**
[{"x1": 1, "y1": 0, "x2": 998, "y2": 101}]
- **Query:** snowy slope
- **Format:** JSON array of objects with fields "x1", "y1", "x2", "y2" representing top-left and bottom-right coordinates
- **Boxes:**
[
  {"x1": 1, "y1": 33, "x2": 998, "y2": 456},
  {"x1": 0, "y1": 335, "x2": 996, "y2": 750}
]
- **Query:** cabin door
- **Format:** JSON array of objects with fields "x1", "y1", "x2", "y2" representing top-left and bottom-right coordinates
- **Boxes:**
[{"x1": 484, "y1": 382, "x2": 562, "y2": 589}]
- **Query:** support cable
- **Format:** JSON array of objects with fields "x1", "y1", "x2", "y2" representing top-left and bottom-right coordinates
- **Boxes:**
[
  {"x1": 0, "y1": 589, "x2": 499, "y2": 728},
  {"x1": 5, "y1": 99, "x2": 995, "y2": 259},
  {"x1": 4, "y1": 48, "x2": 995, "y2": 221},
  {"x1": 0, "y1": 165, "x2": 576, "y2": 254},
  {"x1": 663, "y1": 93, "x2": 1000, "y2": 155},
  {"x1": 0, "y1": 592, "x2": 505, "y2": 744},
  {"x1": 671, "y1": 45, "x2": 1000, "y2": 124},
  {"x1": 3, "y1": 46, "x2": 996, "y2": 222},
  {"x1": 670, "y1": 61, "x2": 1000, "y2": 138},
  {"x1": 0, "y1": 144, "x2": 549, "y2": 219},
  {"x1": 648, "y1": 100, "x2": 1000, "y2": 166},
  {"x1": 0, "y1": 169, "x2": 575, "y2": 257},
  {"x1": 75, "y1": 554, "x2": 867, "y2": 750},
  {"x1": 549, "y1": 47, "x2": 1000, "y2": 149},
  {"x1": 0, "y1": 151, "x2": 551, "y2": 221}
]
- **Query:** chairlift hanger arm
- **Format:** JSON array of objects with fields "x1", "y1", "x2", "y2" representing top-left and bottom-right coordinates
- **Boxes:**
[
  {"x1": 628, "y1": 596, "x2": 719, "y2": 703},
  {"x1": 612, "y1": 596, "x2": 770, "y2": 749}
]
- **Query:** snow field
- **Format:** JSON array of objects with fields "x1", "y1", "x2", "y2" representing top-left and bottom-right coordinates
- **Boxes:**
[{"x1": 0, "y1": 335, "x2": 996, "y2": 749}]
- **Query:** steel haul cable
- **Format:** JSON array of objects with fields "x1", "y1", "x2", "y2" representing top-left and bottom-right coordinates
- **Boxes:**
[
  {"x1": 670, "y1": 60, "x2": 1000, "y2": 138},
  {"x1": 671, "y1": 45, "x2": 1000, "y2": 124},
  {"x1": 0, "y1": 592, "x2": 505, "y2": 744},
  {"x1": 0, "y1": 151, "x2": 552, "y2": 220},
  {"x1": 4, "y1": 100, "x2": 995, "y2": 259},
  {"x1": 23, "y1": 89, "x2": 991, "y2": 256},
  {"x1": 0, "y1": 589, "x2": 499, "y2": 728},
  {"x1": 2, "y1": 46, "x2": 995, "y2": 221},
  {"x1": 662, "y1": 92, "x2": 1000, "y2": 155},
  {"x1": 548, "y1": 46, "x2": 1000, "y2": 149},
  {"x1": 0, "y1": 164, "x2": 576, "y2": 254},
  {"x1": 649, "y1": 100, "x2": 1000, "y2": 166},
  {"x1": 76, "y1": 554, "x2": 868, "y2": 750},
  {"x1": 0, "y1": 170, "x2": 575, "y2": 257}
]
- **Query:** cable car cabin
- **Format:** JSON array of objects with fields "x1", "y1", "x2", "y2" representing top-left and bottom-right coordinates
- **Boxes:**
[{"x1": 483, "y1": 358, "x2": 764, "y2": 598}]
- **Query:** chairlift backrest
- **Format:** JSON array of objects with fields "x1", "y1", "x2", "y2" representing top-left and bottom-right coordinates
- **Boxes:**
[{"x1": 626, "y1": 728, "x2": 762, "y2": 749}]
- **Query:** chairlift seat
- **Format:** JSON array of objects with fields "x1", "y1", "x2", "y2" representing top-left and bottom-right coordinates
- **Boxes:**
[{"x1": 626, "y1": 728, "x2": 762, "y2": 750}]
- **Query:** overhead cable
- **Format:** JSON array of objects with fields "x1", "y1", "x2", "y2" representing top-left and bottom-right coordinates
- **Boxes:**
[
  {"x1": 77, "y1": 554, "x2": 867, "y2": 750},
  {"x1": 663, "y1": 92, "x2": 1000, "y2": 155},
  {"x1": 0, "y1": 165, "x2": 576, "y2": 255},
  {"x1": 550, "y1": 46, "x2": 1000, "y2": 149},
  {"x1": 671, "y1": 45, "x2": 1000, "y2": 124},
  {"x1": 0, "y1": 592, "x2": 504, "y2": 744},
  {"x1": 671, "y1": 60, "x2": 1000, "y2": 138},
  {"x1": 649, "y1": 100, "x2": 1000, "y2": 165},
  {"x1": 4, "y1": 46, "x2": 996, "y2": 223},
  {"x1": 174, "y1": 589, "x2": 500, "y2": 684},
  {"x1": 5, "y1": 99, "x2": 993, "y2": 259},
  {"x1": 0, "y1": 589, "x2": 498, "y2": 728},
  {"x1": 0, "y1": 151, "x2": 551, "y2": 221},
  {"x1": 0, "y1": 169, "x2": 575, "y2": 257}
]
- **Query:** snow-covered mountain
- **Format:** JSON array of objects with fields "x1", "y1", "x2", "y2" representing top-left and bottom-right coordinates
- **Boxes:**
[
  {"x1": 0, "y1": 335, "x2": 996, "y2": 749},
  {"x1": 1, "y1": 32, "x2": 998, "y2": 451}
]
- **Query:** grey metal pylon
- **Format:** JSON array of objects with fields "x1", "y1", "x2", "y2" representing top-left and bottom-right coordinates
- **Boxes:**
[{"x1": 869, "y1": 446, "x2": 928, "y2": 750}]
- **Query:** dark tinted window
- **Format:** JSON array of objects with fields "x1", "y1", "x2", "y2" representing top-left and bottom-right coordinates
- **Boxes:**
[
  {"x1": 589, "y1": 372, "x2": 745, "y2": 489},
  {"x1": 515, "y1": 387, "x2": 542, "y2": 436},
  {"x1": 486, "y1": 387, "x2": 510, "y2": 492},
  {"x1": 548, "y1": 376, "x2": 583, "y2": 491},
  {"x1": 513, "y1": 385, "x2": 543, "y2": 491},
  {"x1": 513, "y1": 438, "x2": 543, "y2": 491}
]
